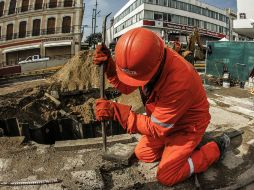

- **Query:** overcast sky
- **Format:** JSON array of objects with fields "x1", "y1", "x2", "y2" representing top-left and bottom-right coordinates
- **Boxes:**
[{"x1": 83, "y1": 0, "x2": 237, "y2": 38}]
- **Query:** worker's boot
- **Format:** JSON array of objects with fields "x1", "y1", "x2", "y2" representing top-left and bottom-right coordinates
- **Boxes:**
[{"x1": 214, "y1": 134, "x2": 231, "y2": 161}]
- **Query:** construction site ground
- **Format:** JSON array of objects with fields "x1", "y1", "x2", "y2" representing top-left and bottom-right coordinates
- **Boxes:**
[
  {"x1": 0, "y1": 51, "x2": 254, "y2": 190},
  {"x1": 0, "y1": 78, "x2": 254, "y2": 190}
]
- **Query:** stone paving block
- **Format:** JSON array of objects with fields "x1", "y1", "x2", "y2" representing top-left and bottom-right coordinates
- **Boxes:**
[
  {"x1": 71, "y1": 170, "x2": 104, "y2": 190},
  {"x1": 54, "y1": 134, "x2": 137, "y2": 151},
  {"x1": 102, "y1": 143, "x2": 136, "y2": 165}
]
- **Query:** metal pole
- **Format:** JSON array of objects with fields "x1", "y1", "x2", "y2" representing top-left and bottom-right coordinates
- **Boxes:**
[
  {"x1": 94, "y1": 0, "x2": 98, "y2": 34},
  {"x1": 92, "y1": 9, "x2": 94, "y2": 34},
  {"x1": 100, "y1": 12, "x2": 112, "y2": 152}
]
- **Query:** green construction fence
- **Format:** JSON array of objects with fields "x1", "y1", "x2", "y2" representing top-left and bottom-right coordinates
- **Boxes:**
[{"x1": 205, "y1": 41, "x2": 254, "y2": 82}]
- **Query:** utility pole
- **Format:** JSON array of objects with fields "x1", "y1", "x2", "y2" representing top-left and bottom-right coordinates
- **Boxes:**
[
  {"x1": 92, "y1": 9, "x2": 95, "y2": 34},
  {"x1": 94, "y1": 0, "x2": 98, "y2": 34}
]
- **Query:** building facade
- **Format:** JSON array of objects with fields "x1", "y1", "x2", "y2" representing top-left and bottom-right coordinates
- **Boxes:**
[
  {"x1": 233, "y1": 0, "x2": 254, "y2": 40},
  {"x1": 0, "y1": 0, "x2": 84, "y2": 67},
  {"x1": 111, "y1": 0, "x2": 231, "y2": 44}
]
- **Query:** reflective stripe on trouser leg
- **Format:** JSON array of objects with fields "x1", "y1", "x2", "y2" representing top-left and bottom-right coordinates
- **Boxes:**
[{"x1": 188, "y1": 157, "x2": 194, "y2": 176}]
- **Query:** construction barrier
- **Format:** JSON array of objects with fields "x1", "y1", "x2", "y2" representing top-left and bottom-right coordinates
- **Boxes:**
[{"x1": 206, "y1": 41, "x2": 254, "y2": 81}]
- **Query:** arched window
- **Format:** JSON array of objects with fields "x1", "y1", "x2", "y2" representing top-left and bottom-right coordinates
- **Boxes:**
[
  {"x1": 0, "y1": 2, "x2": 4, "y2": 17},
  {"x1": 8, "y1": 0, "x2": 16, "y2": 15},
  {"x1": 64, "y1": 0, "x2": 72, "y2": 7},
  {"x1": 19, "y1": 21, "x2": 27, "y2": 38},
  {"x1": 62, "y1": 16, "x2": 71, "y2": 33},
  {"x1": 47, "y1": 17, "x2": 56, "y2": 34},
  {"x1": 21, "y1": 0, "x2": 29, "y2": 12},
  {"x1": 34, "y1": 0, "x2": 43, "y2": 10},
  {"x1": 32, "y1": 19, "x2": 41, "y2": 36},
  {"x1": 49, "y1": 0, "x2": 57, "y2": 8},
  {"x1": 6, "y1": 24, "x2": 14, "y2": 40}
]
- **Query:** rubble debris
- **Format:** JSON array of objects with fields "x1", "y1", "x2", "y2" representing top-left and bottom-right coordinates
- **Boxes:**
[
  {"x1": 45, "y1": 92, "x2": 61, "y2": 107},
  {"x1": 71, "y1": 170, "x2": 104, "y2": 190}
]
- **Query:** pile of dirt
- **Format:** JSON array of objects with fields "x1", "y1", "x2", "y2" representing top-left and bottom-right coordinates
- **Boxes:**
[{"x1": 50, "y1": 51, "x2": 100, "y2": 92}]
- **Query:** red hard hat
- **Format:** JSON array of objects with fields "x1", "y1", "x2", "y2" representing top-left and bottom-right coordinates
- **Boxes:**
[{"x1": 115, "y1": 28, "x2": 165, "y2": 87}]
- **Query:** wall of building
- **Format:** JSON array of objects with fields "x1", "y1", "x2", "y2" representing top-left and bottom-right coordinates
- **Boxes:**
[
  {"x1": 113, "y1": 0, "x2": 230, "y2": 40},
  {"x1": 237, "y1": 0, "x2": 254, "y2": 19},
  {"x1": 45, "y1": 46, "x2": 71, "y2": 58},
  {"x1": 0, "y1": 0, "x2": 84, "y2": 67}
]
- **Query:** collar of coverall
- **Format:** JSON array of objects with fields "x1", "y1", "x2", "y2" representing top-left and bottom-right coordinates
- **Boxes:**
[{"x1": 139, "y1": 48, "x2": 167, "y2": 105}]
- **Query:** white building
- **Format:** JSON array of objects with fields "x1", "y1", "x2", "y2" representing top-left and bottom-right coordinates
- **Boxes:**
[
  {"x1": 233, "y1": 0, "x2": 254, "y2": 39},
  {"x1": 110, "y1": 0, "x2": 231, "y2": 44}
]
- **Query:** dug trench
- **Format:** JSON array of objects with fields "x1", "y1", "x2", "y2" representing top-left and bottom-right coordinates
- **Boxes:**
[{"x1": 0, "y1": 50, "x2": 144, "y2": 144}]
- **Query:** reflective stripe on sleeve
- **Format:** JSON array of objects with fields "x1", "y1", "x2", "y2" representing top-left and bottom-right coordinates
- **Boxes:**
[
  {"x1": 188, "y1": 157, "x2": 194, "y2": 176},
  {"x1": 151, "y1": 115, "x2": 174, "y2": 128}
]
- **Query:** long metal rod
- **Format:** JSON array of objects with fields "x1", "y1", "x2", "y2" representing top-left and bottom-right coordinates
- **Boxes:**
[
  {"x1": 100, "y1": 12, "x2": 112, "y2": 152},
  {"x1": 0, "y1": 178, "x2": 61, "y2": 186}
]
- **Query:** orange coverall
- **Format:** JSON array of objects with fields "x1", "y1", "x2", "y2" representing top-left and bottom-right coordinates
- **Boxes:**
[{"x1": 108, "y1": 48, "x2": 220, "y2": 186}]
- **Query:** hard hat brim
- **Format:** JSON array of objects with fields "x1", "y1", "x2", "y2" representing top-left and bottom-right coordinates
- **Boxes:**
[{"x1": 116, "y1": 64, "x2": 156, "y2": 87}]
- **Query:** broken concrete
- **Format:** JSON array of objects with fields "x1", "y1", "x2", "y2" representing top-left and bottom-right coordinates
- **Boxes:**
[
  {"x1": 102, "y1": 143, "x2": 136, "y2": 165},
  {"x1": 71, "y1": 170, "x2": 104, "y2": 190}
]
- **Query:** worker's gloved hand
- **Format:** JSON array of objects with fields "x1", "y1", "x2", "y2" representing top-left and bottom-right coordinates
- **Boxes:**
[
  {"x1": 96, "y1": 99, "x2": 131, "y2": 129},
  {"x1": 93, "y1": 44, "x2": 111, "y2": 66},
  {"x1": 93, "y1": 44, "x2": 116, "y2": 78}
]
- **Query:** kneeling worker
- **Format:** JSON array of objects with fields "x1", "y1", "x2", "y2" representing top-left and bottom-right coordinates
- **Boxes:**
[{"x1": 93, "y1": 28, "x2": 230, "y2": 186}]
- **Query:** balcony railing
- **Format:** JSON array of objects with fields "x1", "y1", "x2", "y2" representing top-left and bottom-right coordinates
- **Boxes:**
[
  {"x1": 0, "y1": 1, "x2": 83, "y2": 17},
  {"x1": 0, "y1": 25, "x2": 85, "y2": 42}
]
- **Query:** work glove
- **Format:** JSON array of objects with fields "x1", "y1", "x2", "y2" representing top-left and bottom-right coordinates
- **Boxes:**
[
  {"x1": 93, "y1": 44, "x2": 116, "y2": 78},
  {"x1": 93, "y1": 44, "x2": 111, "y2": 66},
  {"x1": 96, "y1": 99, "x2": 131, "y2": 129}
]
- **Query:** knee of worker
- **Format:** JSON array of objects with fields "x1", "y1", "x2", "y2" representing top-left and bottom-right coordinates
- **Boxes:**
[
  {"x1": 134, "y1": 144, "x2": 159, "y2": 163},
  {"x1": 156, "y1": 163, "x2": 187, "y2": 186}
]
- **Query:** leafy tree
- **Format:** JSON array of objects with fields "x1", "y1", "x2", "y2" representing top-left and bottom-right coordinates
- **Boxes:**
[{"x1": 85, "y1": 33, "x2": 102, "y2": 46}]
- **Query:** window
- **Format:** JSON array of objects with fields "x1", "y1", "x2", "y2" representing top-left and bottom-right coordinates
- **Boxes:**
[
  {"x1": 158, "y1": 0, "x2": 164, "y2": 6},
  {"x1": 188, "y1": 18, "x2": 194, "y2": 26},
  {"x1": 19, "y1": 21, "x2": 27, "y2": 38},
  {"x1": 154, "y1": 12, "x2": 162, "y2": 21},
  {"x1": 49, "y1": 0, "x2": 57, "y2": 8},
  {"x1": 180, "y1": 16, "x2": 187, "y2": 25},
  {"x1": 6, "y1": 24, "x2": 14, "y2": 40},
  {"x1": 200, "y1": 20, "x2": 204, "y2": 29},
  {"x1": 62, "y1": 16, "x2": 71, "y2": 33},
  {"x1": 21, "y1": 0, "x2": 29, "y2": 12},
  {"x1": 0, "y1": 26, "x2": 1, "y2": 38},
  {"x1": 35, "y1": 0, "x2": 43, "y2": 10},
  {"x1": 32, "y1": 19, "x2": 41, "y2": 36},
  {"x1": 0, "y1": 1, "x2": 4, "y2": 17},
  {"x1": 144, "y1": 10, "x2": 153, "y2": 20},
  {"x1": 168, "y1": 14, "x2": 171, "y2": 22},
  {"x1": 47, "y1": 17, "x2": 56, "y2": 34},
  {"x1": 163, "y1": 13, "x2": 168, "y2": 21},
  {"x1": 204, "y1": 21, "x2": 207, "y2": 29},
  {"x1": 64, "y1": 0, "x2": 73, "y2": 7},
  {"x1": 132, "y1": 15, "x2": 137, "y2": 24},
  {"x1": 8, "y1": 0, "x2": 16, "y2": 15},
  {"x1": 172, "y1": 15, "x2": 179, "y2": 23},
  {"x1": 240, "y1": 13, "x2": 246, "y2": 19}
]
